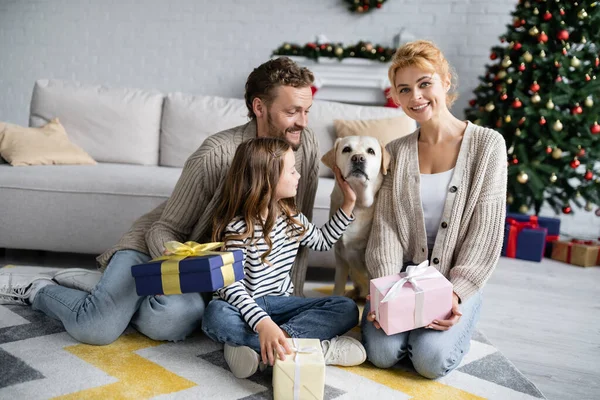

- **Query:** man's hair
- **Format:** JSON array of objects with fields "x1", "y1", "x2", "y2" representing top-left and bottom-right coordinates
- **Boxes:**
[{"x1": 245, "y1": 57, "x2": 314, "y2": 119}]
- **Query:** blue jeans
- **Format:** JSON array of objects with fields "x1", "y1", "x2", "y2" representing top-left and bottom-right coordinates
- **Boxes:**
[
  {"x1": 202, "y1": 295, "x2": 359, "y2": 352},
  {"x1": 361, "y1": 291, "x2": 482, "y2": 379},
  {"x1": 32, "y1": 250, "x2": 205, "y2": 345}
]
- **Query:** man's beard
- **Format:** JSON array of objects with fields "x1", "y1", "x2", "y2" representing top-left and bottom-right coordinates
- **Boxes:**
[{"x1": 267, "y1": 112, "x2": 302, "y2": 151}]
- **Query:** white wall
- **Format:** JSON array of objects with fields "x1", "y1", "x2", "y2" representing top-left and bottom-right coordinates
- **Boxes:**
[{"x1": 0, "y1": 0, "x2": 516, "y2": 125}]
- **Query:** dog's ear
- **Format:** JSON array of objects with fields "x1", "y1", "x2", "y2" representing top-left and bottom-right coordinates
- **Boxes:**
[
  {"x1": 321, "y1": 138, "x2": 341, "y2": 170},
  {"x1": 380, "y1": 141, "x2": 391, "y2": 175}
]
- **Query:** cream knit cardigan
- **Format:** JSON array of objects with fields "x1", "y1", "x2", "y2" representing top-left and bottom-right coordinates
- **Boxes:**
[{"x1": 366, "y1": 121, "x2": 507, "y2": 301}]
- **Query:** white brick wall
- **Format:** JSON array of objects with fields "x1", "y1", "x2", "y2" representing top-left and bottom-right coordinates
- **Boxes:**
[{"x1": 0, "y1": 0, "x2": 517, "y2": 125}]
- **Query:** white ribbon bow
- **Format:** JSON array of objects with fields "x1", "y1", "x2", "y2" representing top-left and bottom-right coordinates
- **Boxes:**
[
  {"x1": 291, "y1": 338, "x2": 319, "y2": 400},
  {"x1": 374, "y1": 260, "x2": 438, "y2": 328}
]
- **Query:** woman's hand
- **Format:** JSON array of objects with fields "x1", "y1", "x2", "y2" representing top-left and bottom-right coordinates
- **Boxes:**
[
  {"x1": 333, "y1": 165, "x2": 356, "y2": 216},
  {"x1": 365, "y1": 294, "x2": 382, "y2": 330},
  {"x1": 255, "y1": 319, "x2": 293, "y2": 366},
  {"x1": 425, "y1": 292, "x2": 462, "y2": 331}
]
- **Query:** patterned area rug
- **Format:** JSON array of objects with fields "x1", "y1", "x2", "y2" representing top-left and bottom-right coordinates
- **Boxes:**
[{"x1": 0, "y1": 283, "x2": 546, "y2": 399}]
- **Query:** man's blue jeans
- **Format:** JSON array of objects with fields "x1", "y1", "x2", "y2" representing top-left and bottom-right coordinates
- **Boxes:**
[
  {"x1": 33, "y1": 250, "x2": 205, "y2": 345},
  {"x1": 202, "y1": 295, "x2": 359, "y2": 352}
]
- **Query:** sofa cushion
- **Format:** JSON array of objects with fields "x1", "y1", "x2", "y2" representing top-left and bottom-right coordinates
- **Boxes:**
[
  {"x1": 160, "y1": 93, "x2": 248, "y2": 167},
  {"x1": 334, "y1": 115, "x2": 416, "y2": 146},
  {"x1": 307, "y1": 100, "x2": 416, "y2": 177},
  {"x1": 0, "y1": 163, "x2": 182, "y2": 254},
  {"x1": 0, "y1": 118, "x2": 96, "y2": 166},
  {"x1": 29, "y1": 79, "x2": 163, "y2": 166}
]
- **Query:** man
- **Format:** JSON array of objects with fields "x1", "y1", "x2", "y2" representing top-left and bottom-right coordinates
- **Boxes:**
[{"x1": 0, "y1": 57, "x2": 319, "y2": 345}]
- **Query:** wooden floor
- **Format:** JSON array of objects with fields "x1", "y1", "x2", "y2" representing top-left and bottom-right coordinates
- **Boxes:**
[{"x1": 1, "y1": 250, "x2": 599, "y2": 400}]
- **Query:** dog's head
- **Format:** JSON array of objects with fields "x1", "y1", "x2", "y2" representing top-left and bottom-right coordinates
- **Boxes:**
[{"x1": 321, "y1": 136, "x2": 391, "y2": 184}]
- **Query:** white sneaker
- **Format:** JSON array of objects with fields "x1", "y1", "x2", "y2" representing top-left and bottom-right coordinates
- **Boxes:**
[
  {"x1": 0, "y1": 265, "x2": 57, "y2": 305},
  {"x1": 53, "y1": 268, "x2": 102, "y2": 293},
  {"x1": 224, "y1": 344, "x2": 260, "y2": 378},
  {"x1": 321, "y1": 336, "x2": 367, "y2": 367}
]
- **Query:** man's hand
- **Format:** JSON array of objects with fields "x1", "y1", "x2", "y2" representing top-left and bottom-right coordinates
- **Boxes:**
[{"x1": 255, "y1": 319, "x2": 293, "y2": 366}]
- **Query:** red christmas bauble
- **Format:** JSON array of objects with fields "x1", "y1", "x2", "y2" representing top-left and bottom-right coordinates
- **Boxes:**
[
  {"x1": 519, "y1": 117, "x2": 526, "y2": 125},
  {"x1": 320, "y1": 44, "x2": 327, "y2": 50},
  {"x1": 376, "y1": 3, "x2": 382, "y2": 8},
  {"x1": 540, "y1": 116, "x2": 547, "y2": 125},
  {"x1": 560, "y1": 8, "x2": 565, "y2": 16},
  {"x1": 530, "y1": 82, "x2": 540, "y2": 92},
  {"x1": 546, "y1": 146, "x2": 552, "y2": 154},
  {"x1": 543, "y1": 11, "x2": 552, "y2": 21},
  {"x1": 596, "y1": 58, "x2": 599, "y2": 67},
  {"x1": 307, "y1": 42, "x2": 317, "y2": 49},
  {"x1": 570, "y1": 159, "x2": 581, "y2": 169},
  {"x1": 557, "y1": 30, "x2": 569, "y2": 41},
  {"x1": 512, "y1": 158, "x2": 519, "y2": 165},
  {"x1": 591, "y1": 122, "x2": 600, "y2": 134},
  {"x1": 538, "y1": 32, "x2": 549, "y2": 43},
  {"x1": 469, "y1": 99, "x2": 476, "y2": 107},
  {"x1": 584, "y1": 171, "x2": 593, "y2": 181},
  {"x1": 514, "y1": 42, "x2": 522, "y2": 50},
  {"x1": 585, "y1": 74, "x2": 592, "y2": 82},
  {"x1": 514, "y1": 19, "x2": 526, "y2": 27},
  {"x1": 518, "y1": 63, "x2": 526, "y2": 72},
  {"x1": 512, "y1": 99, "x2": 522, "y2": 108},
  {"x1": 500, "y1": 93, "x2": 508, "y2": 101},
  {"x1": 556, "y1": 76, "x2": 563, "y2": 83},
  {"x1": 563, "y1": 206, "x2": 572, "y2": 214},
  {"x1": 578, "y1": 148, "x2": 586, "y2": 157},
  {"x1": 562, "y1": 48, "x2": 568, "y2": 55},
  {"x1": 572, "y1": 105, "x2": 583, "y2": 115},
  {"x1": 363, "y1": 5, "x2": 369, "y2": 11}
]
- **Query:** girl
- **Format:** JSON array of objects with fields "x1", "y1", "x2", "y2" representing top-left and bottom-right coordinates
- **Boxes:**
[
  {"x1": 362, "y1": 40, "x2": 507, "y2": 379},
  {"x1": 202, "y1": 137, "x2": 366, "y2": 379}
]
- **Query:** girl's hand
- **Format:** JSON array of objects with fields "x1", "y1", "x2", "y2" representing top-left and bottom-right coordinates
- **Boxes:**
[
  {"x1": 255, "y1": 319, "x2": 293, "y2": 366},
  {"x1": 365, "y1": 294, "x2": 382, "y2": 330},
  {"x1": 333, "y1": 166, "x2": 356, "y2": 216},
  {"x1": 425, "y1": 292, "x2": 462, "y2": 331}
]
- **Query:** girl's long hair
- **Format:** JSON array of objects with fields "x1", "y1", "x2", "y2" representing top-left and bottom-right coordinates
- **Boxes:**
[{"x1": 212, "y1": 137, "x2": 305, "y2": 263}]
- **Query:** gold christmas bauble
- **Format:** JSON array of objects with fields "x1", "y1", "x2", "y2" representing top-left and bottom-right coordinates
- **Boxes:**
[
  {"x1": 507, "y1": 78, "x2": 513, "y2": 84},
  {"x1": 502, "y1": 57, "x2": 512, "y2": 68},
  {"x1": 533, "y1": 7, "x2": 539, "y2": 15},
  {"x1": 507, "y1": 194, "x2": 514, "y2": 204},
  {"x1": 571, "y1": 57, "x2": 581, "y2": 67},
  {"x1": 532, "y1": 94, "x2": 541, "y2": 103},
  {"x1": 540, "y1": 50, "x2": 546, "y2": 58},
  {"x1": 585, "y1": 97, "x2": 594, "y2": 107},
  {"x1": 546, "y1": 99, "x2": 555, "y2": 109},
  {"x1": 505, "y1": 115, "x2": 512, "y2": 123},
  {"x1": 485, "y1": 102, "x2": 495, "y2": 112},
  {"x1": 519, "y1": 204, "x2": 529, "y2": 213},
  {"x1": 549, "y1": 173, "x2": 558, "y2": 183},
  {"x1": 585, "y1": 202, "x2": 593, "y2": 212},
  {"x1": 517, "y1": 171, "x2": 529, "y2": 184},
  {"x1": 578, "y1": 9, "x2": 588, "y2": 18},
  {"x1": 515, "y1": 128, "x2": 522, "y2": 136},
  {"x1": 529, "y1": 26, "x2": 539, "y2": 36},
  {"x1": 497, "y1": 70, "x2": 507, "y2": 79},
  {"x1": 553, "y1": 120, "x2": 563, "y2": 131},
  {"x1": 283, "y1": 43, "x2": 291, "y2": 50},
  {"x1": 474, "y1": 119, "x2": 481, "y2": 125},
  {"x1": 334, "y1": 47, "x2": 344, "y2": 56},
  {"x1": 582, "y1": 36, "x2": 587, "y2": 44},
  {"x1": 552, "y1": 148, "x2": 563, "y2": 159},
  {"x1": 523, "y1": 51, "x2": 533, "y2": 62}
]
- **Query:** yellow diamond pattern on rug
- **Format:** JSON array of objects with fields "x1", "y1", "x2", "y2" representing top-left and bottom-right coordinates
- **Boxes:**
[{"x1": 54, "y1": 333, "x2": 196, "y2": 399}]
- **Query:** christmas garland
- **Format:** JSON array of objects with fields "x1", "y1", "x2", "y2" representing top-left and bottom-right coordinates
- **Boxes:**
[
  {"x1": 346, "y1": 0, "x2": 387, "y2": 13},
  {"x1": 272, "y1": 41, "x2": 396, "y2": 63}
]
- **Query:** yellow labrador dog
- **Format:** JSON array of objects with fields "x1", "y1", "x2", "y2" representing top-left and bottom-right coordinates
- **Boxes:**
[{"x1": 321, "y1": 135, "x2": 390, "y2": 300}]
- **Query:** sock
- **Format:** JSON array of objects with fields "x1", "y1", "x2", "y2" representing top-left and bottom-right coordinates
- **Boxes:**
[{"x1": 28, "y1": 279, "x2": 56, "y2": 304}]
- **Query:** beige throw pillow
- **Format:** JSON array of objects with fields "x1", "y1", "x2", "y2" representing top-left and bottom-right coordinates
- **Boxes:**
[
  {"x1": 333, "y1": 115, "x2": 416, "y2": 146},
  {"x1": 0, "y1": 118, "x2": 96, "y2": 166}
]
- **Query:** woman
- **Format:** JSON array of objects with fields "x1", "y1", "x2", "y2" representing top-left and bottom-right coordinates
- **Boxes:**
[{"x1": 362, "y1": 40, "x2": 507, "y2": 379}]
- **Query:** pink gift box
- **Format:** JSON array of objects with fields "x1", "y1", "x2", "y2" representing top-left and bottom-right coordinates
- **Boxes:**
[{"x1": 370, "y1": 262, "x2": 453, "y2": 335}]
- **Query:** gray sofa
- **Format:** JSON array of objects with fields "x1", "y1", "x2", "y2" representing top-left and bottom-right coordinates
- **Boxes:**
[{"x1": 0, "y1": 79, "x2": 415, "y2": 268}]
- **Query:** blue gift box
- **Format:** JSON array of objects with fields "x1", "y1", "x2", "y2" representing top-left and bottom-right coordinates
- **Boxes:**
[
  {"x1": 501, "y1": 222, "x2": 547, "y2": 262},
  {"x1": 506, "y1": 212, "x2": 560, "y2": 236},
  {"x1": 131, "y1": 249, "x2": 244, "y2": 296}
]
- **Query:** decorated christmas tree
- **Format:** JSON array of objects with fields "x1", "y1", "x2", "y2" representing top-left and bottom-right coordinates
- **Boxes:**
[{"x1": 465, "y1": 0, "x2": 600, "y2": 216}]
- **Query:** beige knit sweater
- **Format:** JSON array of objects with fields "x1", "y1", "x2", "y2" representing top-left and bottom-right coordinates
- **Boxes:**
[
  {"x1": 97, "y1": 121, "x2": 320, "y2": 294},
  {"x1": 366, "y1": 121, "x2": 507, "y2": 301}
]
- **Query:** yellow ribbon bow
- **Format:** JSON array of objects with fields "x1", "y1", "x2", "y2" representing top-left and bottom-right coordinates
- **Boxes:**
[{"x1": 154, "y1": 241, "x2": 236, "y2": 295}]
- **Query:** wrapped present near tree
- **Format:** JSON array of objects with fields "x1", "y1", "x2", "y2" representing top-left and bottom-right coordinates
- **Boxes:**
[
  {"x1": 501, "y1": 217, "x2": 548, "y2": 262},
  {"x1": 273, "y1": 338, "x2": 325, "y2": 400},
  {"x1": 551, "y1": 239, "x2": 600, "y2": 267},
  {"x1": 131, "y1": 241, "x2": 244, "y2": 296},
  {"x1": 505, "y1": 213, "x2": 560, "y2": 258},
  {"x1": 370, "y1": 261, "x2": 453, "y2": 335}
]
